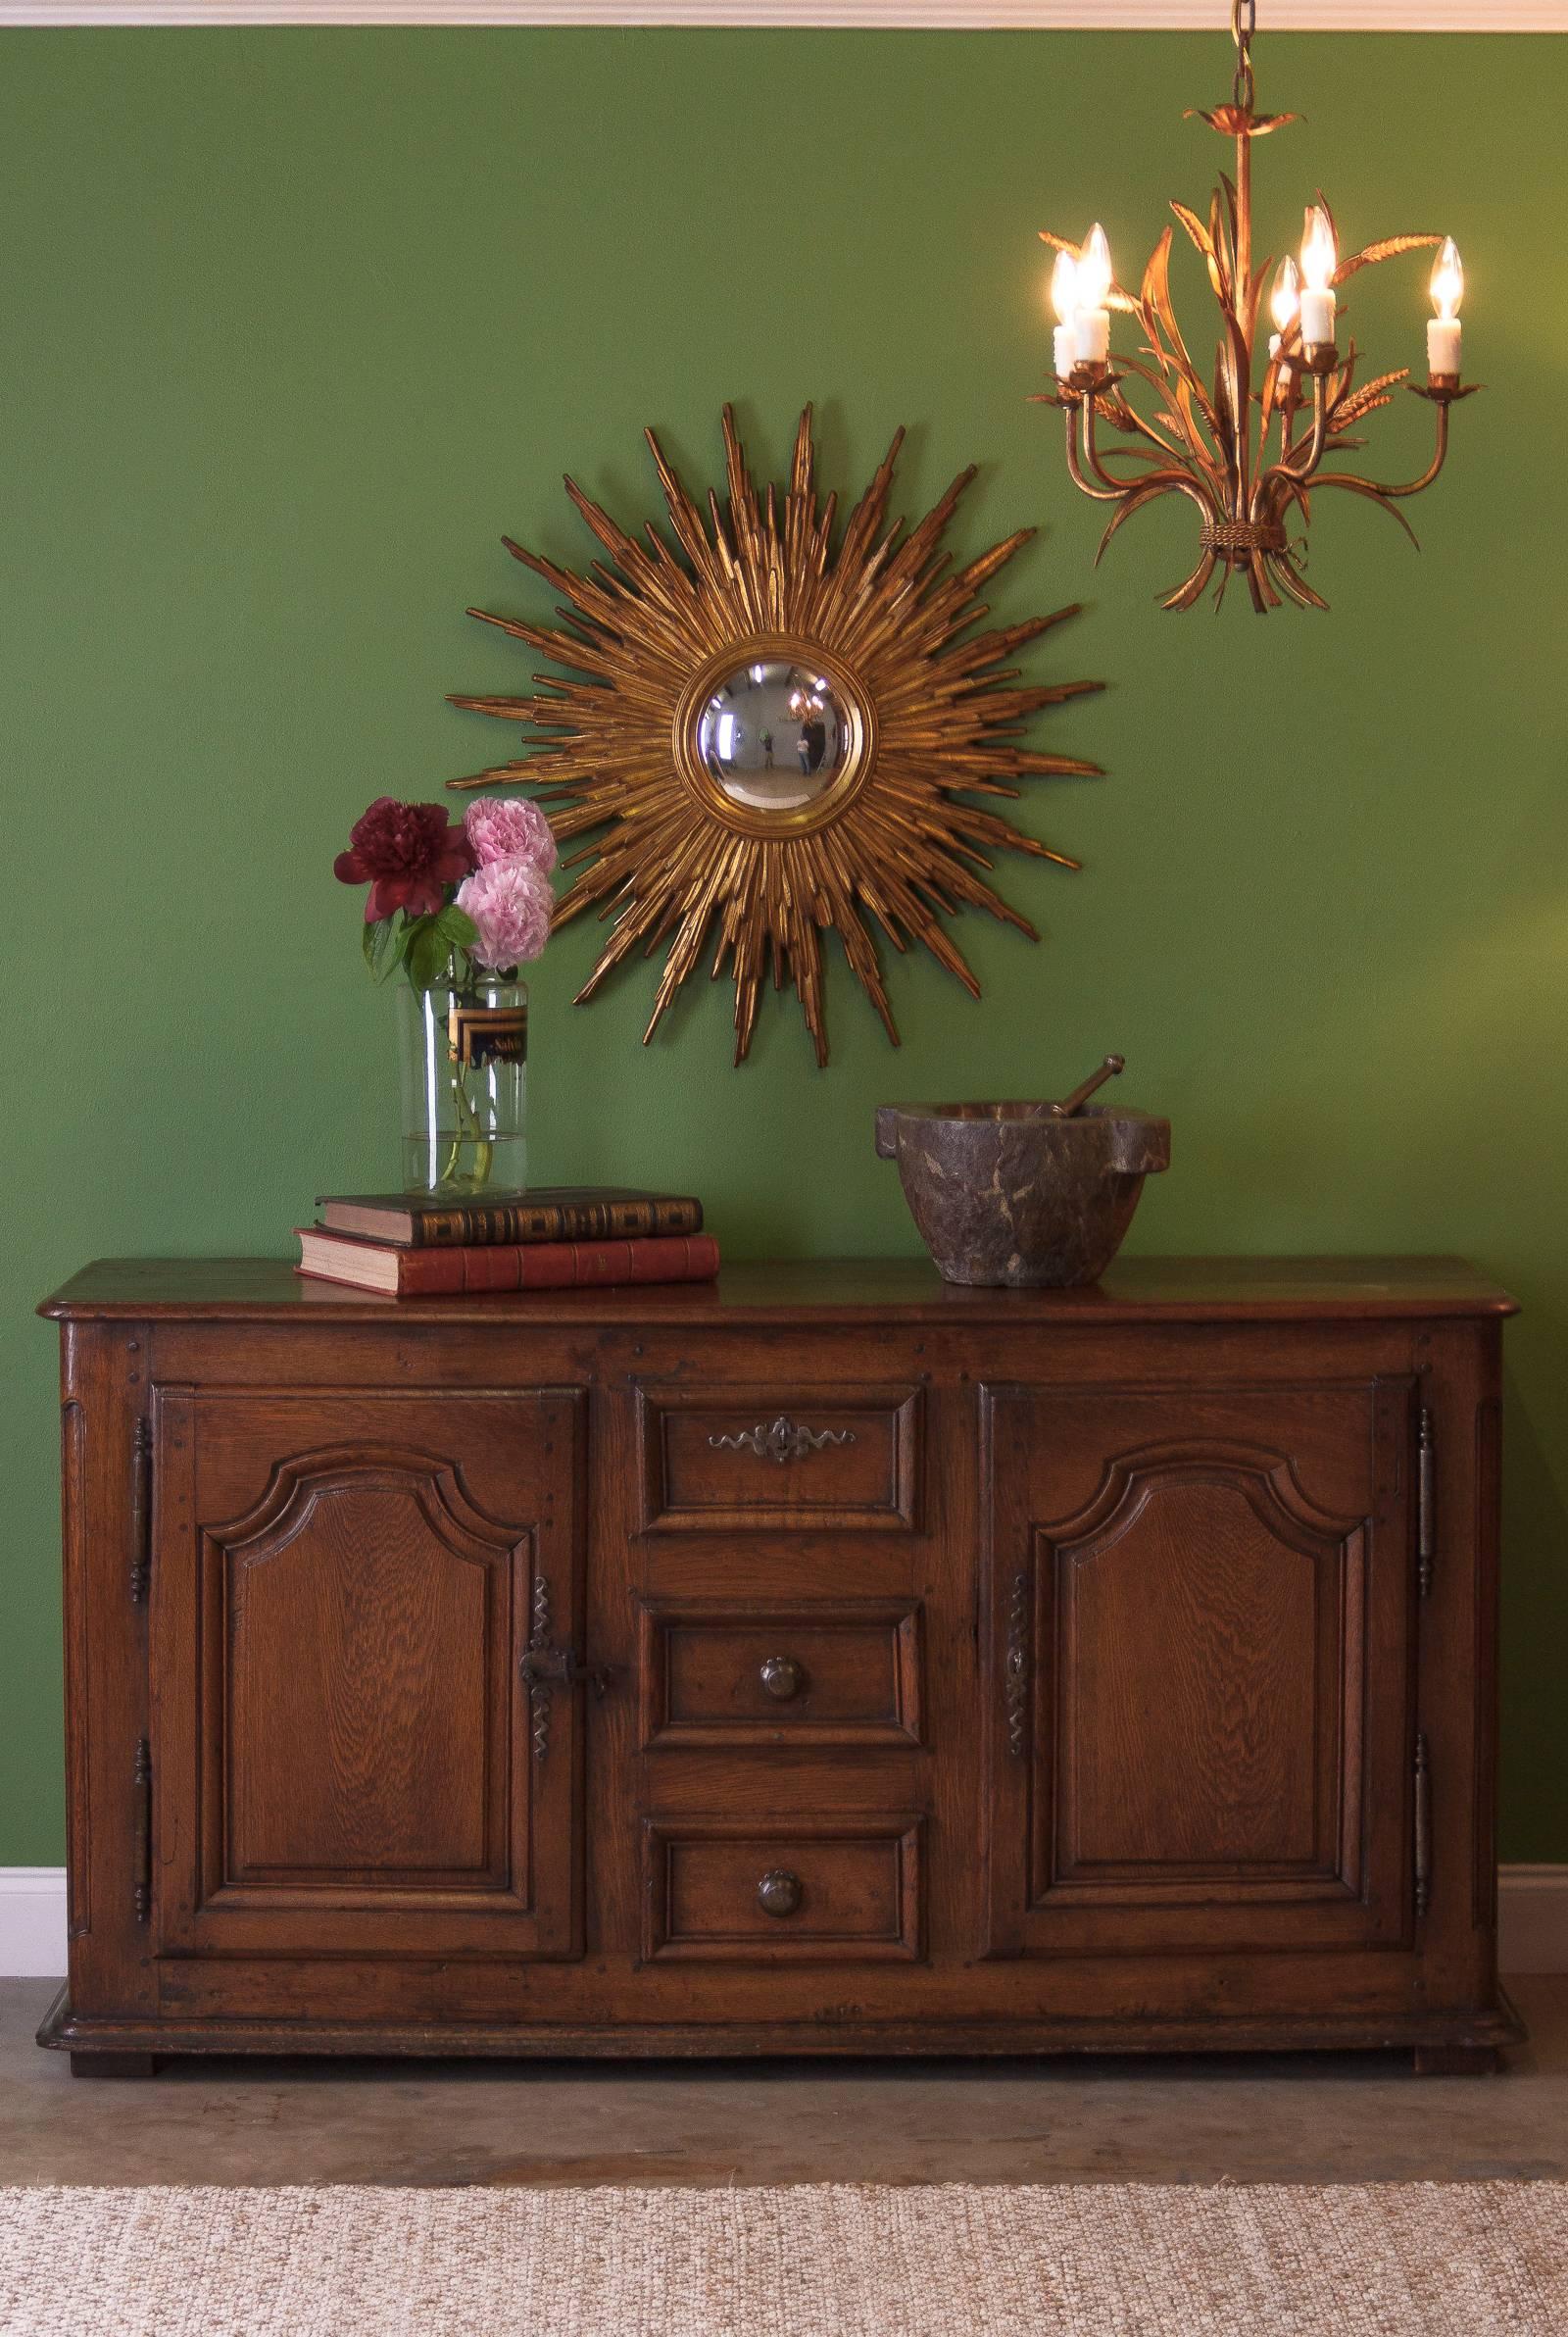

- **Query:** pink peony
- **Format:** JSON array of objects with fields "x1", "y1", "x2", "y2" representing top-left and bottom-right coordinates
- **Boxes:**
[
  {"x1": 465, "y1": 795, "x2": 559, "y2": 875},
  {"x1": 457, "y1": 854, "x2": 554, "y2": 970}
]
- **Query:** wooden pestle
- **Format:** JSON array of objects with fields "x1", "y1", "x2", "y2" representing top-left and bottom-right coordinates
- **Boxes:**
[{"x1": 1050, "y1": 1054, "x2": 1125, "y2": 1119}]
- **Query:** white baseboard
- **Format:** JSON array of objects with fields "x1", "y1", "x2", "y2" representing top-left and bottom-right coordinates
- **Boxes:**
[
  {"x1": 3, "y1": 1865, "x2": 1565, "y2": 1982},
  {"x1": 0, "y1": 1871, "x2": 71, "y2": 1979}
]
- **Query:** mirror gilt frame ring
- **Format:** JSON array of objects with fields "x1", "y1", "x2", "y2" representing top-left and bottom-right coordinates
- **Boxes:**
[
  {"x1": 450, "y1": 405, "x2": 1105, "y2": 1065},
  {"x1": 673, "y1": 634, "x2": 876, "y2": 841}
]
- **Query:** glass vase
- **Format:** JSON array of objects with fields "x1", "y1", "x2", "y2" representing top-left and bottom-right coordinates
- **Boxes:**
[{"x1": 398, "y1": 961, "x2": 527, "y2": 1198}]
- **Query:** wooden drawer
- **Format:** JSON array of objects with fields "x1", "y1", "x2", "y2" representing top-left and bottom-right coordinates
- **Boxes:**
[
  {"x1": 637, "y1": 1384, "x2": 920, "y2": 1532},
  {"x1": 642, "y1": 1816, "x2": 923, "y2": 1962},
  {"x1": 639, "y1": 1602, "x2": 922, "y2": 1750}
]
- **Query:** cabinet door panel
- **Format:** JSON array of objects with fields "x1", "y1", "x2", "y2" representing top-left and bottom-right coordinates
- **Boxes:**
[
  {"x1": 150, "y1": 1387, "x2": 584, "y2": 1959},
  {"x1": 983, "y1": 1380, "x2": 1414, "y2": 1959}
]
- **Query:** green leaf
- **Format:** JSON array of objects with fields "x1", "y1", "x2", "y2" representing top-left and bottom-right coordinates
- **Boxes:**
[
  {"x1": 362, "y1": 917, "x2": 400, "y2": 981},
  {"x1": 434, "y1": 906, "x2": 478, "y2": 950},
  {"x1": 406, "y1": 920, "x2": 453, "y2": 992}
]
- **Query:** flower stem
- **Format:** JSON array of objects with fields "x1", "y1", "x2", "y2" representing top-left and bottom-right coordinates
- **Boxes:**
[{"x1": 441, "y1": 1060, "x2": 493, "y2": 1192}]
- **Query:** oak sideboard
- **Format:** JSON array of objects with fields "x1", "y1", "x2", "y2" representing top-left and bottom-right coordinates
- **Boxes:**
[{"x1": 37, "y1": 1255, "x2": 1518, "y2": 2075}]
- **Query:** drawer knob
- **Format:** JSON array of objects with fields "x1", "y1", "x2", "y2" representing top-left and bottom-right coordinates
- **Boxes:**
[
  {"x1": 760, "y1": 1655, "x2": 804, "y2": 1702},
  {"x1": 757, "y1": 1868, "x2": 804, "y2": 1918}
]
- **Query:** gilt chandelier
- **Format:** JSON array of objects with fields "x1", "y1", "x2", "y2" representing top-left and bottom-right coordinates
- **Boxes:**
[{"x1": 1037, "y1": 0, "x2": 1477, "y2": 613}]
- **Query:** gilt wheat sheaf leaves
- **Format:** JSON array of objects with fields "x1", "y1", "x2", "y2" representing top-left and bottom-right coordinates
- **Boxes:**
[
  {"x1": 1040, "y1": 175, "x2": 1458, "y2": 615},
  {"x1": 448, "y1": 406, "x2": 1102, "y2": 1065}
]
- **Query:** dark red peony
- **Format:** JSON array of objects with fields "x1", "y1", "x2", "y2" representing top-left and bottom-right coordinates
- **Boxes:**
[{"x1": 334, "y1": 797, "x2": 475, "y2": 921}]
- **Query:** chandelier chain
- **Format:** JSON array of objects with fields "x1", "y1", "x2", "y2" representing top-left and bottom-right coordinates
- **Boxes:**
[{"x1": 1231, "y1": 0, "x2": 1255, "y2": 111}]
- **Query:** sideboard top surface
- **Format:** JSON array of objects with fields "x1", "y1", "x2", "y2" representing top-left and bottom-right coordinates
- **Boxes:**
[{"x1": 39, "y1": 1255, "x2": 1517, "y2": 1326}]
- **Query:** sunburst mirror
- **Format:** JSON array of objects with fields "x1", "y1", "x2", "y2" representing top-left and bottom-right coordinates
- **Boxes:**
[{"x1": 448, "y1": 406, "x2": 1104, "y2": 1065}]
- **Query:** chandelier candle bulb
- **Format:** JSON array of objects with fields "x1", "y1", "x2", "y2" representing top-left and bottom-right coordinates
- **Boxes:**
[
  {"x1": 1428, "y1": 237, "x2": 1464, "y2": 379},
  {"x1": 1298, "y1": 207, "x2": 1338, "y2": 353},
  {"x1": 1074, "y1": 307, "x2": 1111, "y2": 369},
  {"x1": 1268, "y1": 255, "x2": 1300, "y2": 368},
  {"x1": 1050, "y1": 250, "x2": 1080, "y2": 378},
  {"x1": 1073, "y1": 224, "x2": 1113, "y2": 369}
]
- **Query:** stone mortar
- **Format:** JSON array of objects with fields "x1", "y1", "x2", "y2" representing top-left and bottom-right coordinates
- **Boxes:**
[{"x1": 875, "y1": 1100, "x2": 1171, "y2": 1289}]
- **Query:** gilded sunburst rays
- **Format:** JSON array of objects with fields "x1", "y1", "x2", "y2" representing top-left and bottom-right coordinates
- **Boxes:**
[{"x1": 448, "y1": 406, "x2": 1103, "y2": 1065}]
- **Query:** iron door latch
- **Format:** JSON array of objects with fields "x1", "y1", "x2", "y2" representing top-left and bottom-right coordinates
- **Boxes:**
[{"x1": 518, "y1": 1644, "x2": 615, "y2": 1700}]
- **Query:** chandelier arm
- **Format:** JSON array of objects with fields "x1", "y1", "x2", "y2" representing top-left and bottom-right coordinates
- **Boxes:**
[
  {"x1": 1275, "y1": 374, "x2": 1303, "y2": 465},
  {"x1": 1315, "y1": 400, "x2": 1451, "y2": 501},
  {"x1": 1082, "y1": 395, "x2": 1224, "y2": 532},
  {"x1": 1176, "y1": 474, "x2": 1223, "y2": 529},
  {"x1": 1126, "y1": 472, "x2": 1223, "y2": 537},
  {"x1": 1080, "y1": 391, "x2": 1168, "y2": 496},
  {"x1": 1283, "y1": 372, "x2": 1331, "y2": 480},
  {"x1": 1250, "y1": 371, "x2": 1330, "y2": 523},
  {"x1": 1063, "y1": 400, "x2": 1144, "y2": 505}
]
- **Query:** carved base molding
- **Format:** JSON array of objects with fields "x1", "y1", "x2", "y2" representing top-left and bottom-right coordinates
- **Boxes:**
[{"x1": 5, "y1": 1865, "x2": 1567, "y2": 1980}]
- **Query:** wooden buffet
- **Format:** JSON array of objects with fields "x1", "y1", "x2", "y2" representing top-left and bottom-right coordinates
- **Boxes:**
[{"x1": 37, "y1": 1255, "x2": 1518, "y2": 2075}]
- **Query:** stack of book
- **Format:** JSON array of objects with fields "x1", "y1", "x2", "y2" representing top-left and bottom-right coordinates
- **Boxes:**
[{"x1": 296, "y1": 1188, "x2": 717, "y2": 1296}]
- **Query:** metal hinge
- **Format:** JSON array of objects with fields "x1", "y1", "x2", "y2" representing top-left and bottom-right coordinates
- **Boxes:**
[
  {"x1": 519, "y1": 1577, "x2": 614, "y2": 1762},
  {"x1": 131, "y1": 1737, "x2": 152, "y2": 1925},
  {"x1": 1004, "y1": 1569, "x2": 1029, "y2": 1758},
  {"x1": 1417, "y1": 1406, "x2": 1435, "y2": 1599},
  {"x1": 1414, "y1": 1730, "x2": 1432, "y2": 1917},
  {"x1": 128, "y1": 1419, "x2": 152, "y2": 1604}
]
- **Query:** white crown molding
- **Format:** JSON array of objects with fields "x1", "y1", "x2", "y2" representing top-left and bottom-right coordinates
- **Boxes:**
[
  {"x1": 5, "y1": 1864, "x2": 1567, "y2": 1980},
  {"x1": 0, "y1": 2, "x2": 1564, "y2": 28}
]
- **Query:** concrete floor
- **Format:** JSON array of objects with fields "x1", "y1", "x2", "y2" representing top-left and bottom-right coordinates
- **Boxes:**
[{"x1": 4, "y1": 1977, "x2": 1565, "y2": 2188}]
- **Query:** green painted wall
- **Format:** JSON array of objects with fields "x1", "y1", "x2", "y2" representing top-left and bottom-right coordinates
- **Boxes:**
[{"x1": 3, "y1": 25, "x2": 1565, "y2": 1866}]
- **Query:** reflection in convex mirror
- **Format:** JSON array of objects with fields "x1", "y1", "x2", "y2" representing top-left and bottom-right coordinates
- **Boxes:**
[{"x1": 695, "y1": 661, "x2": 851, "y2": 812}]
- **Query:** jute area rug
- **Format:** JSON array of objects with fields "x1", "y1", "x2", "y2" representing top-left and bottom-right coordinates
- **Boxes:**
[{"x1": 1, "y1": 2181, "x2": 1565, "y2": 2336}]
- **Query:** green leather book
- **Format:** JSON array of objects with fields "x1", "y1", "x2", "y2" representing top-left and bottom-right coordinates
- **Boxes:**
[{"x1": 316, "y1": 1187, "x2": 704, "y2": 1249}]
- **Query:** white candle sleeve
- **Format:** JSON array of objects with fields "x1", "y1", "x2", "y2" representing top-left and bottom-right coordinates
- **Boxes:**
[
  {"x1": 1427, "y1": 317, "x2": 1462, "y2": 376},
  {"x1": 1054, "y1": 323, "x2": 1078, "y2": 378},
  {"x1": 1299, "y1": 288, "x2": 1336, "y2": 349},
  {"x1": 1074, "y1": 307, "x2": 1111, "y2": 367}
]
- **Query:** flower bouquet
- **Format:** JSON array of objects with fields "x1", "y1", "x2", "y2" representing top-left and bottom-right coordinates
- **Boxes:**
[{"x1": 335, "y1": 794, "x2": 557, "y2": 1196}]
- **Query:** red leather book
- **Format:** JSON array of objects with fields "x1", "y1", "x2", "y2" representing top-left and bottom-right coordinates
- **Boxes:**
[{"x1": 295, "y1": 1227, "x2": 719, "y2": 1296}]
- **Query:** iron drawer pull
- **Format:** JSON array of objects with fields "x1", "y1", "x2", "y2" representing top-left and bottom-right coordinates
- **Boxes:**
[
  {"x1": 760, "y1": 1655, "x2": 805, "y2": 1702},
  {"x1": 708, "y1": 1417, "x2": 857, "y2": 1466},
  {"x1": 757, "y1": 1869, "x2": 804, "y2": 1918}
]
